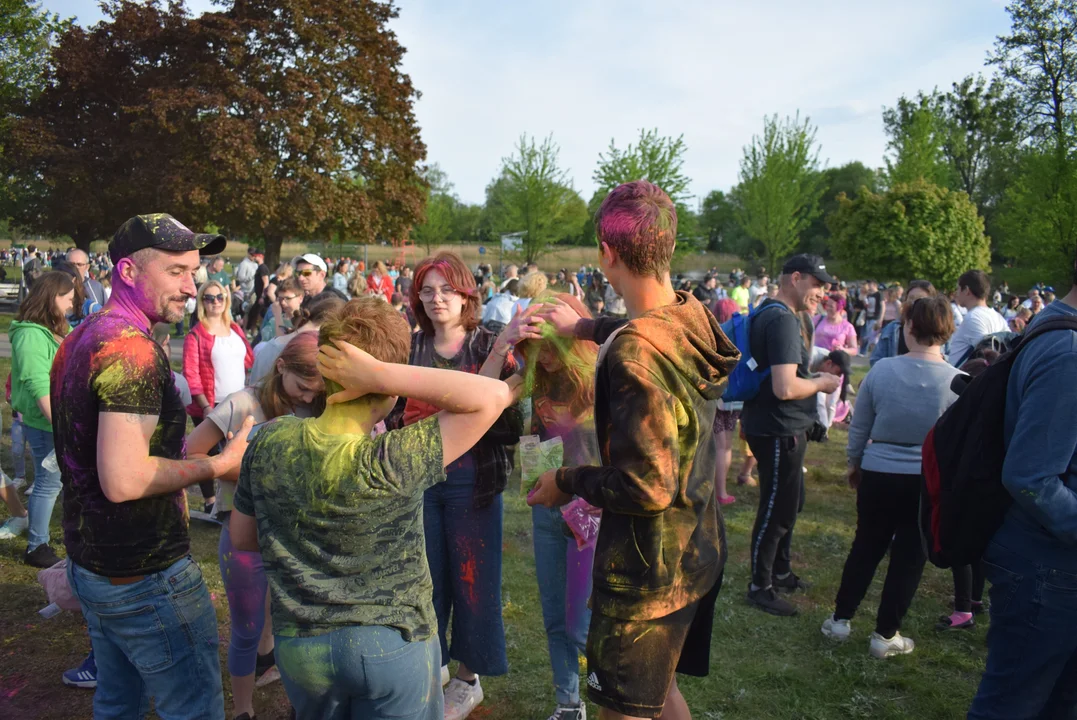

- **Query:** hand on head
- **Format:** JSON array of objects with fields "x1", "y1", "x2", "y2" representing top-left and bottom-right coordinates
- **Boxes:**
[{"x1": 534, "y1": 298, "x2": 582, "y2": 337}]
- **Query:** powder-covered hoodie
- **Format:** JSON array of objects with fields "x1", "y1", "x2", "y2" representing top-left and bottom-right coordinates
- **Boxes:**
[
  {"x1": 10, "y1": 320, "x2": 61, "y2": 432},
  {"x1": 556, "y1": 290, "x2": 740, "y2": 620}
]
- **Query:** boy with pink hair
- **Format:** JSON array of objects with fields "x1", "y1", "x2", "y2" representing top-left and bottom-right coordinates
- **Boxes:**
[{"x1": 531, "y1": 181, "x2": 739, "y2": 720}]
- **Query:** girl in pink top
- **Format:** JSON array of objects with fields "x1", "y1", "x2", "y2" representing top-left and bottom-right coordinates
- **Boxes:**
[{"x1": 815, "y1": 294, "x2": 859, "y2": 353}]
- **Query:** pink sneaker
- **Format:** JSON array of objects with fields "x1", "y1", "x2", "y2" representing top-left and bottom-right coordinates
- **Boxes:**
[{"x1": 717, "y1": 494, "x2": 736, "y2": 506}]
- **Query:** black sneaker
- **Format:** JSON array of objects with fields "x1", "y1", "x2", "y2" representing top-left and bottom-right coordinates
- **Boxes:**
[
  {"x1": 25, "y1": 543, "x2": 61, "y2": 568},
  {"x1": 746, "y1": 586, "x2": 798, "y2": 616},
  {"x1": 773, "y1": 572, "x2": 812, "y2": 594},
  {"x1": 255, "y1": 651, "x2": 275, "y2": 679}
]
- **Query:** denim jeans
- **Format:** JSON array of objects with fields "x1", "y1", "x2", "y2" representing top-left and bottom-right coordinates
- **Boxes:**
[
  {"x1": 424, "y1": 455, "x2": 508, "y2": 675},
  {"x1": 24, "y1": 425, "x2": 61, "y2": 551},
  {"x1": 67, "y1": 556, "x2": 224, "y2": 720},
  {"x1": 276, "y1": 625, "x2": 441, "y2": 720},
  {"x1": 532, "y1": 505, "x2": 593, "y2": 706},
  {"x1": 10, "y1": 413, "x2": 26, "y2": 478},
  {"x1": 967, "y1": 521, "x2": 1077, "y2": 719}
]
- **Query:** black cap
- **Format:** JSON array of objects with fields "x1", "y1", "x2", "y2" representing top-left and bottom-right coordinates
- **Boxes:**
[
  {"x1": 782, "y1": 254, "x2": 834, "y2": 284},
  {"x1": 825, "y1": 349, "x2": 852, "y2": 378},
  {"x1": 109, "y1": 214, "x2": 226, "y2": 264}
]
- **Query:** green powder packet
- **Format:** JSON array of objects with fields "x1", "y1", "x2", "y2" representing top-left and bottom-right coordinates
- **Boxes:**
[{"x1": 520, "y1": 434, "x2": 564, "y2": 492}]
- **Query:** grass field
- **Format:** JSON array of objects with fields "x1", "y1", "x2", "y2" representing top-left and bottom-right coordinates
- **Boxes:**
[{"x1": 0, "y1": 357, "x2": 989, "y2": 720}]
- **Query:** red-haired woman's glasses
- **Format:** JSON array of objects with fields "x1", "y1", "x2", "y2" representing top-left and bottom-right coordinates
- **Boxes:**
[{"x1": 419, "y1": 286, "x2": 463, "y2": 302}]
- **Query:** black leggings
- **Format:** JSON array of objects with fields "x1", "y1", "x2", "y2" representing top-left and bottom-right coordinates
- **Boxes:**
[
  {"x1": 834, "y1": 469, "x2": 927, "y2": 638},
  {"x1": 190, "y1": 416, "x2": 217, "y2": 503},
  {"x1": 952, "y1": 562, "x2": 986, "y2": 612}
]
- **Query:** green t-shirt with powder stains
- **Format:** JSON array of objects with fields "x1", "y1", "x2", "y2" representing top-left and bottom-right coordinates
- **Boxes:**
[{"x1": 234, "y1": 414, "x2": 445, "y2": 641}]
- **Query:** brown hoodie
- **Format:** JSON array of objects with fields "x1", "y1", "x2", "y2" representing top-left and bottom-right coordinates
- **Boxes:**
[{"x1": 557, "y1": 290, "x2": 740, "y2": 620}]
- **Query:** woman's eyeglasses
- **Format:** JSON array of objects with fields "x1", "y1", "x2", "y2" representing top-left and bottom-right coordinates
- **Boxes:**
[
  {"x1": 203, "y1": 294, "x2": 225, "y2": 304},
  {"x1": 419, "y1": 286, "x2": 463, "y2": 302}
]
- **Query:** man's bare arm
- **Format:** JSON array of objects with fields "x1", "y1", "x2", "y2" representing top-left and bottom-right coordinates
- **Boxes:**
[{"x1": 97, "y1": 411, "x2": 253, "y2": 503}]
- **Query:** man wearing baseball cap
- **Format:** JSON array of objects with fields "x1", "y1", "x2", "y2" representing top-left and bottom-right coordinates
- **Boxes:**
[
  {"x1": 51, "y1": 213, "x2": 252, "y2": 719},
  {"x1": 295, "y1": 252, "x2": 349, "y2": 304},
  {"x1": 741, "y1": 254, "x2": 841, "y2": 617}
]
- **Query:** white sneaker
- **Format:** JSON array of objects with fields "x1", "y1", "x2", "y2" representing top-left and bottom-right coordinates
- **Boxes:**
[
  {"x1": 869, "y1": 631, "x2": 915, "y2": 659},
  {"x1": 8, "y1": 476, "x2": 25, "y2": 490},
  {"x1": 0, "y1": 515, "x2": 28, "y2": 540},
  {"x1": 24, "y1": 482, "x2": 33, "y2": 496},
  {"x1": 444, "y1": 676, "x2": 483, "y2": 720},
  {"x1": 441, "y1": 665, "x2": 450, "y2": 687},
  {"x1": 548, "y1": 703, "x2": 587, "y2": 720},
  {"x1": 821, "y1": 615, "x2": 852, "y2": 641}
]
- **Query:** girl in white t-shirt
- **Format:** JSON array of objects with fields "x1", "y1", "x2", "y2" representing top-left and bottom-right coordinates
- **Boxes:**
[{"x1": 186, "y1": 332, "x2": 324, "y2": 720}]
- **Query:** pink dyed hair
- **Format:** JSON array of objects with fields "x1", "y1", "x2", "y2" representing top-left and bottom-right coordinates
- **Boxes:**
[
  {"x1": 594, "y1": 181, "x2": 677, "y2": 281},
  {"x1": 712, "y1": 298, "x2": 739, "y2": 324}
]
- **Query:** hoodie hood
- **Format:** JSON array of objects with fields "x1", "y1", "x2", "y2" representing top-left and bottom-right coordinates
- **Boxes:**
[
  {"x1": 618, "y1": 291, "x2": 739, "y2": 401},
  {"x1": 10, "y1": 319, "x2": 59, "y2": 342}
]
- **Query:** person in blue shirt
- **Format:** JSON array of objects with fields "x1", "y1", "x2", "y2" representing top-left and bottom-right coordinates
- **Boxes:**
[{"x1": 967, "y1": 254, "x2": 1077, "y2": 719}]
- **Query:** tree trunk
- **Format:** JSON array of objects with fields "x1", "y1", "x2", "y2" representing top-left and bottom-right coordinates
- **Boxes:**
[
  {"x1": 263, "y1": 233, "x2": 284, "y2": 271},
  {"x1": 72, "y1": 226, "x2": 94, "y2": 253}
]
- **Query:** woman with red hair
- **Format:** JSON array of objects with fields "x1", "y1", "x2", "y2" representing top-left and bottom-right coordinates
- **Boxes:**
[{"x1": 387, "y1": 251, "x2": 527, "y2": 720}]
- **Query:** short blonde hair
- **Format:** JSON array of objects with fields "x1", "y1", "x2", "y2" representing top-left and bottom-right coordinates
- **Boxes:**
[
  {"x1": 196, "y1": 280, "x2": 233, "y2": 325},
  {"x1": 517, "y1": 271, "x2": 548, "y2": 299}
]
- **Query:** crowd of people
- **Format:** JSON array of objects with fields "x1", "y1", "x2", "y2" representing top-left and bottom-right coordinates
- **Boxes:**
[{"x1": 0, "y1": 187, "x2": 1073, "y2": 720}]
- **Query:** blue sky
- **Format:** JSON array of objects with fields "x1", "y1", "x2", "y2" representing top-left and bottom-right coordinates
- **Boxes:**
[{"x1": 45, "y1": 1, "x2": 1012, "y2": 205}]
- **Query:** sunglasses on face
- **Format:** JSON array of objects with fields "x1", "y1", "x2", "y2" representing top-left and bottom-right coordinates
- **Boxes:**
[
  {"x1": 297, "y1": 269, "x2": 319, "y2": 277},
  {"x1": 419, "y1": 286, "x2": 463, "y2": 302},
  {"x1": 203, "y1": 294, "x2": 225, "y2": 304}
]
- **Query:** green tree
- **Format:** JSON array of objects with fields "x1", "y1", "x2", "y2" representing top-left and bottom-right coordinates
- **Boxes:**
[
  {"x1": 451, "y1": 203, "x2": 483, "y2": 245},
  {"x1": 735, "y1": 113, "x2": 825, "y2": 271},
  {"x1": 699, "y1": 189, "x2": 743, "y2": 252},
  {"x1": 482, "y1": 134, "x2": 586, "y2": 263},
  {"x1": 989, "y1": 0, "x2": 1077, "y2": 277},
  {"x1": 802, "y1": 161, "x2": 879, "y2": 256},
  {"x1": 592, "y1": 128, "x2": 691, "y2": 203},
  {"x1": 990, "y1": 0, "x2": 1077, "y2": 143},
  {"x1": 0, "y1": 0, "x2": 68, "y2": 108},
  {"x1": 412, "y1": 163, "x2": 458, "y2": 254},
  {"x1": 883, "y1": 94, "x2": 952, "y2": 187},
  {"x1": 828, "y1": 180, "x2": 991, "y2": 289}
]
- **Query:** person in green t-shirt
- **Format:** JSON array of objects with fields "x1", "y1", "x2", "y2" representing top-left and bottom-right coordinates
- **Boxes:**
[
  {"x1": 231, "y1": 297, "x2": 520, "y2": 720},
  {"x1": 207, "y1": 255, "x2": 232, "y2": 288}
]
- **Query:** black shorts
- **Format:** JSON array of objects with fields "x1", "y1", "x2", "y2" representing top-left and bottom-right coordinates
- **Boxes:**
[{"x1": 585, "y1": 571, "x2": 723, "y2": 718}]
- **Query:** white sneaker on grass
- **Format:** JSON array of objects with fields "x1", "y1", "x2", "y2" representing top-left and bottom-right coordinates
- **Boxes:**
[
  {"x1": 821, "y1": 615, "x2": 851, "y2": 641},
  {"x1": 444, "y1": 676, "x2": 483, "y2": 720},
  {"x1": 24, "y1": 482, "x2": 33, "y2": 496},
  {"x1": 441, "y1": 665, "x2": 450, "y2": 687},
  {"x1": 869, "y1": 631, "x2": 915, "y2": 659},
  {"x1": 0, "y1": 515, "x2": 28, "y2": 540},
  {"x1": 7, "y1": 475, "x2": 24, "y2": 490}
]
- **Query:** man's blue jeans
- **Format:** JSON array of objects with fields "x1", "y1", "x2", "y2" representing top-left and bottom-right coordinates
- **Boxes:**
[
  {"x1": 68, "y1": 556, "x2": 224, "y2": 720},
  {"x1": 532, "y1": 505, "x2": 592, "y2": 706},
  {"x1": 967, "y1": 520, "x2": 1077, "y2": 719},
  {"x1": 24, "y1": 425, "x2": 61, "y2": 551},
  {"x1": 276, "y1": 625, "x2": 441, "y2": 720}
]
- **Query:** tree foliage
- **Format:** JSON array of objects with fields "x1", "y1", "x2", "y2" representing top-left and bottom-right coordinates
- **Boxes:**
[
  {"x1": 699, "y1": 189, "x2": 744, "y2": 253},
  {"x1": 592, "y1": 128, "x2": 691, "y2": 203},
  {"x1": 735, "y1": 113, "x2": 825, "y2": 271},
  {"x1": 0, "y1": 0, "x2": 68, "y2": 109},
  {"x1": 801, "y1": 161, "x2": 879, "y2": 257},
  {"x1": 828, "y1": 180, "x2": 991, "y2": 289},
  {"x1": 883, "y1": 95, "x2": 951, "y2": 188},
  {"x1": 2, "y1": 0, "x2": 426, "y2": 264},
  {"x1": 483, "y1": 134, "x2": 586, "y2": 263}
]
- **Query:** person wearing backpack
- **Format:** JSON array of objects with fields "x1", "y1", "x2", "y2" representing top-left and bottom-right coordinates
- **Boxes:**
[
  {"x1": 742, "y1": 254, "x2": 840, "y2": 617},
  {"x1": 967, "y1": 263, "x2": 1077, "y2": 719},
  {"x1": 821, "y1": 297, "x2": 961, "y2": 657}
]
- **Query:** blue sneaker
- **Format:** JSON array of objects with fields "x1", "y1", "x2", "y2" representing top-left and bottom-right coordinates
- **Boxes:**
[{"x1": 62, "y1": 651, "x2": 97, "y2": 689}]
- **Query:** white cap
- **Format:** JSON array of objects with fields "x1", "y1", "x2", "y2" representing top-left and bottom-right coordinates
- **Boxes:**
[{"x1": 295, "y1": 253, "x2": 327, "y2": 273}]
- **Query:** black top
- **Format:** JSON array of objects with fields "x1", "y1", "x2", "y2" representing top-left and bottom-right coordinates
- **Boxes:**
[
  {"x1": 52, "y1": 310, "x2": 189, "y2": 577},
  {"x1": 741, "y1": 298, "x2": 817, "y2": 437},
  {"x1": 253, "y1": 263, "x2": 270, "y2": 300}
]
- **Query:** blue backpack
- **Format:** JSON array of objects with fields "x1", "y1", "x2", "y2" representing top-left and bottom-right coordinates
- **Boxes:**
[{"x1": 720, "y1": 302, "x2": 789, "y2": 402}]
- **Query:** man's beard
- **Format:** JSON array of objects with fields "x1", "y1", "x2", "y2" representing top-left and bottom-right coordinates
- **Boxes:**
[{"x1": 157, "y1": 295, "x2": 188, "y2": 323}]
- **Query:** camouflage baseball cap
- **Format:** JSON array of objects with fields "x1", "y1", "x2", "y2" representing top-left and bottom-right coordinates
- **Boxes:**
[{"x1": 109, "y1": 213, "x2": 226, "y2": 264}]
